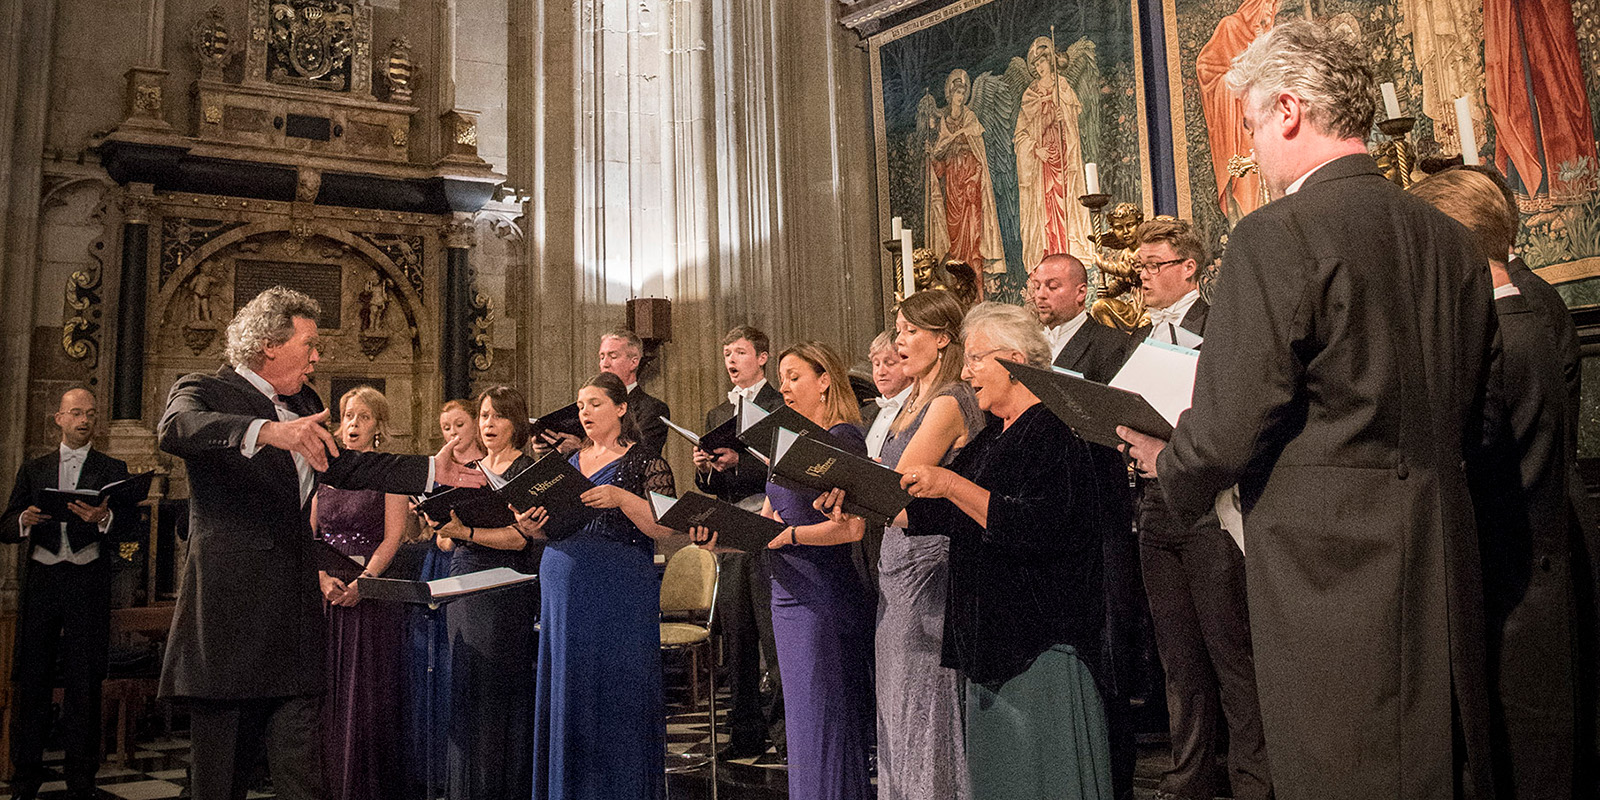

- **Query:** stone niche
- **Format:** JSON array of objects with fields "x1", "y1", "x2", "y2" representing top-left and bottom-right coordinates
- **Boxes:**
[{"x1": 143, "y1": 191, "x2": 443, "y2": 499}]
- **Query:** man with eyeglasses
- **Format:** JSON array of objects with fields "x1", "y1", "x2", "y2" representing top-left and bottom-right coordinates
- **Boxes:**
[
  {"x1": 1, "y1": 388, "x2": 129, "y2": 799},
  {"x1": 1133, "y1": 218, "x2": 1209, "y2": 349},
  {"x1": 1129, "y1": 218, "x2": 1273, "y2": 800}
]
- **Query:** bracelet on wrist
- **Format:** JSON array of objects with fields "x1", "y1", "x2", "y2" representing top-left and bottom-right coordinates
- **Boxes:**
[
  {"x1": 789, "y1": 526, "x2": 798, "y2": 546},
  {"x1": 468, "y1": 526, "x2": 476, "y2": 541}
]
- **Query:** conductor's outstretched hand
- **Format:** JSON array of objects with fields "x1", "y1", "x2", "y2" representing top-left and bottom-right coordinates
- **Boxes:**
[
  {"x1": 434, "y1": 437, "x2": 488, "y2": 488},
  {"x1": 258, "y1": 410, "x2": 340, "y2": 471}
]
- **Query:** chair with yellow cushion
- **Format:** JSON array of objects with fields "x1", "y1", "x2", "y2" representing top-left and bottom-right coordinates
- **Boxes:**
[{"x1": 659, "y1": 544, "x2": 720, "y2": 789}]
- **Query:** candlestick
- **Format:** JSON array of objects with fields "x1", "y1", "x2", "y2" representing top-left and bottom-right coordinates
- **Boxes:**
[
  {"x1": 1455, "y1": 96, "x2": 1479, "y2": 165},
  {"x1": 900, "y1": 229, "x2": 915, "y2": 298},
  {"x1": 890, "y1": 216, "x2": 902, "y2": 239},
  {"x1": 1380, "y1": 83, "x2": 1401, "y2": 121},
  {"x1": 1085, "y1": 163, "x2": 1101, "y2": 196}
]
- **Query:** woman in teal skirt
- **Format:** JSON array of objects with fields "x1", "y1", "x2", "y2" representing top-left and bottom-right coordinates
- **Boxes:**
[{"x1": 898, "y1": 302, "x2": 1112, "y2": 799}]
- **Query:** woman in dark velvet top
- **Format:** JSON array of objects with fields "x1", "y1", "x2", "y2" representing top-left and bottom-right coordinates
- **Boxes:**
[{"x1": 899, "y1": 302, "x2": 1111, "y2": 800}]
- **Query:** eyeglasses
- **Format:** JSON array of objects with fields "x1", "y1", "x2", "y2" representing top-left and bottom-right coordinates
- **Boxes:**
[
  {"x1": 1137, "y1": 258, "x2": 1188, "y2": 275},
  {"x1": 963, "y1": 347, "x2": 1010, "y2": 366}
]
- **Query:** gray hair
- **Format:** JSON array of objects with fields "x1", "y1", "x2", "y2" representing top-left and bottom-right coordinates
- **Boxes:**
[
  {"x1": 225, "y1": 286, "x2": 320, "y2": 368},
  {"x1": 962, "y1": 302, "x2": 1051, "y2": 369},
  {"x1": 869, "y1": 330, "x2": 896, "y2": 356},
  {"x1": 1224, "y1": 20, "x2": 1375, "y2": 141}
]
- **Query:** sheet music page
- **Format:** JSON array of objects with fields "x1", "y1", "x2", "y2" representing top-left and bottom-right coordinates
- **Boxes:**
[
  {"x1": 738, "y1": 402, "x2": 770, "y2": 431},
  {"x1": 772, "y1": 427, "x2": 801, "y2": 464},
  {"x1": 649, "y1": 491, "x2": 678, "y2": 519},
  {"x1": 1109, "y1": 340, "x2": 1200, "y2": 426},
  {"x1": 660, "y1": 417, "x2": 702, "y2": 446}
]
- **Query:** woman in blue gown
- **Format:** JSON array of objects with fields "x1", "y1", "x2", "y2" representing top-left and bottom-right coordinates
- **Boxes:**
[
  {"x1": 532, "y1": 371, "x2": 677, "y2": 800},
  {"x1": 696, "y1": 341, "x2": 876, "y2": 800}
]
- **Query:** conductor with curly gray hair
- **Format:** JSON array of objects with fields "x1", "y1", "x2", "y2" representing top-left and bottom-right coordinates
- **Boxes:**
[
  {"x1": 1118, "y1": 21, "x2": 1499, "y2": 800},
  {"x1": 156, "y1": 286, "x2": 486, "y2": 800}
]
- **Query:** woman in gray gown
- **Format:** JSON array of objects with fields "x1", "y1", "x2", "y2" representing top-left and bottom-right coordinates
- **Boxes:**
[{"x1": 876, "y1": 289, "x2": 986, "y2": 800}]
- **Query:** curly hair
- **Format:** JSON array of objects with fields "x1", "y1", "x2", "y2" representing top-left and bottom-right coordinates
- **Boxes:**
[
  {"x1": 1225, "y1": 20, "x2": 1376, "y2": 142},
  {"x1": 225, "y1": 286, "x2": 320, "y2": 369}
]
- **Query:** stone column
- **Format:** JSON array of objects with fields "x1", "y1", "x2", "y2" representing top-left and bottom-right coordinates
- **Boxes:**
[
  {"x1": 112, "y1": 186, "x2": 153, "y2": 421},
  {"x1": 440, "y1": 215, "x2": 477, "y2": 401}
]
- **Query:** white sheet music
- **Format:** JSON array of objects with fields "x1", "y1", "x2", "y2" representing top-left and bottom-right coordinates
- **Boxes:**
[{"x1": 1109, "y1": 340, "x2": 1200, "y2": 426}]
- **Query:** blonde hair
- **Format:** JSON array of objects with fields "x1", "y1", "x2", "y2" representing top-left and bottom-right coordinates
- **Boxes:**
[
  {"x1": 338, "y1": 385, "x2": 391, "y2": 447},
  {"x1": 778, "y1": 341, "x2": 863, "y2": 427},
  {"x1": 1408, "y1": 169, "x2": 1516, "y2": 261}
]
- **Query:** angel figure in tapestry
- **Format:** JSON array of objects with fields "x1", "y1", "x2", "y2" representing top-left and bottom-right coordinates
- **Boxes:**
[
  {"x1": 918, "y1": 69, "x2": 1008, "y2": 277},
  {"x1": 1013, "y1": 35, "x2": 1094, "y2": 265}
]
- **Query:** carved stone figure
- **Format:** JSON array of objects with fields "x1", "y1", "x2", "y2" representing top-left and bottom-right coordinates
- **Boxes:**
[
  {"x1": 911, "y1": 247, "x2": 945, "y2": 293},
  {"x1": 360, "y1": 271, "x2": 388, "y2": 333},
  {"x1": 190, "y1": 264, "x2": 221, "y2": 323}
]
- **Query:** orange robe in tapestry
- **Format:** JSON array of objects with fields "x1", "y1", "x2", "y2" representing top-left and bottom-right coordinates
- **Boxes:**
[
  {"x1": 1196, "y1": 0, "x2": 1277, "y2": 218},
  {"x1": 1485, "y1": 0, "x2": 1597, "y2": 204}
]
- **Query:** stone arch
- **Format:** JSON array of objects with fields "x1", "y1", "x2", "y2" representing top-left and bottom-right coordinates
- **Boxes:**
[{"x1": 153, "y1": 219, "x2": 432, "y2": 353}]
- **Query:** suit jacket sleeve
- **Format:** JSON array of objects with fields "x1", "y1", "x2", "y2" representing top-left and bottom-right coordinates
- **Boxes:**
[
  {"x1": 98, "y1": 456, "x2": 136, "y2": 543},
  {"x1": 1, "y1": 460, "x2": 35, "y2": 544},
  {"x1": 157, "y1": 373, "x2": 262, "y2": 459},
  {"x1": 1156, "y1": 211, "x2": 1314, "y2": 525},
  {"x1": 321, "y1": 449, "x2": 432, "y2": 495}
]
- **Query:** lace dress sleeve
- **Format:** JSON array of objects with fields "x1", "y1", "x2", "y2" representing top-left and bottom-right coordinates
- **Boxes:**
[{"x1": 643, "y1": 456, "x2": 676, "y2": 498}]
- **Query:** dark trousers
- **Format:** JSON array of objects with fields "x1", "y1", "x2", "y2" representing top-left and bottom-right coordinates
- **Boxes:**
[
  {"x1": 1139, "y1": 484, "x2": 1272, "y2": 800},
  {"x1": 9, "y1": 560, "x2": 112, "y2": 792},
  {"x1": 1103, "y1": 518, "x2": 1143, "y2": 800},
  {"x1": 187, "y1": 695, "x2": 321, "y2": 800},
  {"x1": 715, "y1": 550, "x2": 784, "y2": 747}
]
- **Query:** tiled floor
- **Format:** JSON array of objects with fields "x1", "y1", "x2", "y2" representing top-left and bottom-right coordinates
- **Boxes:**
[{"x1": 5, "y1": 699, "x2": 1172, "y2": 799}]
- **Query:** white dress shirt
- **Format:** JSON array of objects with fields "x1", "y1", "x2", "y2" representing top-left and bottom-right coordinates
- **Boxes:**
[
  {"x1": 1282, "y1": 156, "x2": 1344, "y2": 196},
  {"x1": 1045, "y1": 311, "x2": 1090, "y2": 362},
  {"x1": 238, "y1": 366, "x2": 319, "y2": 506},
  {"x1": 1145, "y1": 289, "x2": 1203, "y2": 346},
  {"x1": 727, "y1": 378, "x2": 768, "y2": 407},
  {"x1": 865, "y1": 384, "x2": 913, "y2": 461},
  {"x1": 27, "y1": 443, "x2": 111, "y2": 565}
]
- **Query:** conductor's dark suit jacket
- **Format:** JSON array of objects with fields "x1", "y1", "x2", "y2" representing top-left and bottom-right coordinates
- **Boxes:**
[
  {"x1": 156, "y1": 366, "x2": 432, "y2": 700},
  {"x1": 1155, "y1": 155, "x2": 1498, "y2": 800}
]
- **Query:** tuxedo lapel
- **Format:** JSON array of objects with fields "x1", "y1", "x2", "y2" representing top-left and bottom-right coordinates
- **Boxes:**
[
  {"x1": 217, "y1": 367, "x2": 304, "y2": 501},
  {"x1": 1180, "y1": 299, "x2": 1210, "y2": 338},
  {"x1": 1054, "y1": 327, "x2": 1095, "y2": 372}
]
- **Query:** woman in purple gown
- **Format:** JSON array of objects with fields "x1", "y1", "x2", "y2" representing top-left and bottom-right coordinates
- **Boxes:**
[
  {"x1": 699, "y1": 341, "x2": 875, "y2": 800},
  {"x1": 312, "y1": 386, "x2": 410, "y2": 800}
]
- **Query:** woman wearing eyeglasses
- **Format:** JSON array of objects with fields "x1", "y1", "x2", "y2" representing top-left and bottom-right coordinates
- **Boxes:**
[{"x1": 897, "y1": 302, "x2": 1110, "y2": 799}]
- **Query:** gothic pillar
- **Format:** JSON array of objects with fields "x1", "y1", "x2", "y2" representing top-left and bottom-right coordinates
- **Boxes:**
[
  {"x1": 441, "y1": 216, "x2": 476, "y2": 401},
  {"x1": 113, "y1": 187, "x2": 153, "y2": 421}
]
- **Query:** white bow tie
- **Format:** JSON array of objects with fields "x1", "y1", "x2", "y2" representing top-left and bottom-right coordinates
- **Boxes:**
[
  {"x1": 728, "y1": 387, "x2": 756, "y2": 406},
  {"x1": 874, "y1": 396, "x2": 899, "y2": 409},
  {"x1": 1148, "y1": 306, "x2": 1185, "y2": 327}
]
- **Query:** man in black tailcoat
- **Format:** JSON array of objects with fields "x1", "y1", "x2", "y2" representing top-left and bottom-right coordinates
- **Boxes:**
[
  {"x1": 1, "y1": 388, "x2": 130, "y2": 799},
  {"x1": 157, "y1": 286, "x2": 483, "y2": 800},
  {"x1": 1122, "y1": 21, "x2": 1499, "y2": 800}
]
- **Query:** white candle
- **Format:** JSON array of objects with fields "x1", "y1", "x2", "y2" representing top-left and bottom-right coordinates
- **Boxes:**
[
  {"x1": 1455, "y1": 96, "x2": 1479, "y2": 165},
  {"x1": 901, "y1": 229, "x2": 915, "y2": 297},
  {"x1": 890, "y1": 216, "x2": 902, "y2": 239},
  {"x1": 1380, "y1": 83, "x2": 1401, "y2": 120},
  {"x1": 1084, "y1": 162, "x2": 1101, "y2": 195}
]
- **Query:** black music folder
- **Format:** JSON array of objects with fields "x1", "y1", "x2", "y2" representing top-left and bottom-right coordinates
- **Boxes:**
[
  {"x1": 736, "y1": 403, "x2": 831, "y2": 462},
  {"x1": 1000, "y1": 360, "x2": 1173, "y2": 449},
  {"x1": 649, "y1": 491, "x2": 785, "y2": 553},
  {"x1": 35, "y1": 470, "x2": 156, "y2": 517},
  {"x1": 359, "y1": 567, "x2": 536, "y2": 606},
  {"x1": 768, "y1": 428, "x2": 912, "y2": 526},
  {"x1": 529, "y1": 403, "x2": 585, "y2": 440},
  {"x1": 661, "y1": 413, "x2": 744, "y2": 454},
  {"x1": 312, "y1": 539, "x2": 366, "y2": 581},
  {"x1": 414, "y1": 486, "x2": 518, "y2": 529},
  {"x1": 496, "y1": 451, "x2": 601, "y2": 541}
]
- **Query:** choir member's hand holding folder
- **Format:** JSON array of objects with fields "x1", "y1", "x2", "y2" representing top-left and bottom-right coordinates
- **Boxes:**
[
  {"x1": 661, "y1": 413, "x2": 745, "y2": 455},
  {"x1": 415, "y1": 451, "x2": 601, "y2": 539},
  {"x1": 766, "y1": 428, "x2": 912, "y2": 526},
  {"x1": 735, "y1": 403, "x2": 830, "y2": 464},
  {"x1": 1000, "y1": 340, "x2": 1200, "y2": 449},
  {"x1": 650, "y1": 491, "x2": 785, "y2": 552},
  {"x1": 35, "y1": 470, "x2": 157, "y2": 518}
]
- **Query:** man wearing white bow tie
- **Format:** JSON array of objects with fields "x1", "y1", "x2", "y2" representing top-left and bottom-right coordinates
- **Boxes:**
[
  {"x1": 862, "y1": 331, "x2": 914, "y2": 461},
  {"x1": 1134, "y1": 218, "x2": 1210, "y2": 348},
  {"x1": 694, "y1": 325, "x2": 788, "y2": 760}
]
